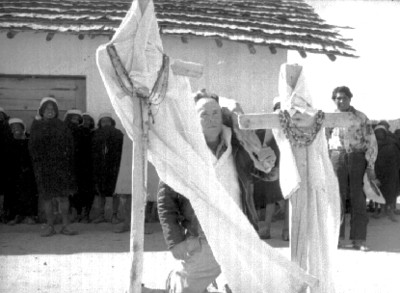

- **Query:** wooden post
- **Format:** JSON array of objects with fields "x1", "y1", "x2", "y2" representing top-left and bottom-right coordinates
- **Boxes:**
[
  {"x1": 103, "y1": 3, "x2": 205, "y2": 292},
  {"x1": 125, "y1": 59, "x2": 203, "y2": 293},
  {"x1": 129, "y1": 93, "x2": 148, "y2": 293}
]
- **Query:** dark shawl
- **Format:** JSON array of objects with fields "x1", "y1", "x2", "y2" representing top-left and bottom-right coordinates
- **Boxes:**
[
  {"x1": 92, "y1": 126, "x2": 123, "y2": 197},
  {"x1": 5, "y1": 138, "x2": 38, "y2": 217},
  {"x1": 65, "y1": 122, "x2": 86, "y2": 189},
  {"x1": 253, "y1": 129, "x2": 283, "y2": 208},
  {"x1": 29, "y1": 118, "x2": 76, "y2": 199},
  {"x1": 76, "y1": 126, "x2": 94, "y2": 194},
  {"x1": 375, "y1": 131, "x2": 400, "y2": 205},
  {"x1": 0, "y1": 121, "x2": 12, "y2": 195}
]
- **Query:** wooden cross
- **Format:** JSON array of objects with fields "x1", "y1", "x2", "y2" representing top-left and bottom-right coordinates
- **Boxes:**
[
  {"x1": 127, "y1": 59, "x2": 202, "y2": 293},
  {"x1": 105, "y1": 2, "x2": 204, "y2": 289},
  {"x1": 238, "y1": 63, "x2": 358, "y2": 274}
]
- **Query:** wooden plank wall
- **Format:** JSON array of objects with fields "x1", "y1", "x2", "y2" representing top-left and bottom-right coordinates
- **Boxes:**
[{"x1": 0, "y1": 75, "x2": 86, "y2": 131}]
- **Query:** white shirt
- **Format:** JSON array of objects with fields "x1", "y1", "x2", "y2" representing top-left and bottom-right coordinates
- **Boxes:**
[{"x1": 211, "y1": 126, "x2": 242, "y2": 210}]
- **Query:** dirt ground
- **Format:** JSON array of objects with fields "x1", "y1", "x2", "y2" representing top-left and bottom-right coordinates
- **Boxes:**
[{"x1": 1, "y1": 213, "x2": 400, "y2": 293}]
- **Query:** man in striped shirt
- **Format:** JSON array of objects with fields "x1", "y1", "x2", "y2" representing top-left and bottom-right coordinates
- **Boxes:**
[{"x1": 327, "y1": 86, "x2": 378, "y2": 251}]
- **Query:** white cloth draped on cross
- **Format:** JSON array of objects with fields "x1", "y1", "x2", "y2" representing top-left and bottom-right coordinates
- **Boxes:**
[
  {"x1": 274, "y1": 64, "x2": 341, "y2": 293},
  {"x1": 239, "y1": 63, "x2": 341, "y2": 293},
  {"x1": 96, "y1": 0, "x2": 317, "y2": 292}
]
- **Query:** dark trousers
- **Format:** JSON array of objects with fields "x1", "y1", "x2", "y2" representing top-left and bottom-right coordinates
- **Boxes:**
[{"x1": 330, "y1": 151, "x2": 368, "y2": 241}]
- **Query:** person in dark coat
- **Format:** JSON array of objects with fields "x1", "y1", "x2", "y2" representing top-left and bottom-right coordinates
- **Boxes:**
[
  {"x1": 254, "y1": 128, "x2": 289, "y2": 241},
  {"x1": 374, "y1": 125, "x2": 400, "y2": 222},
  {"x1": 5, "y1": 118, "x2": 38, "y2": 225},
  {"x1": 77, "y1": 113, "x2": 96, "y2": 223},
  {"x1": 376, "y1": 120, "x2": 400, "y2": 149},
  {"x1": 91, "y1": 113, "x2": 123, "y2": 224},
  {"x1": 29, "y1": 97, "x2": 78, "y2": 236},
  {"x1": 64, "y1": 109, "x2": 87, "y2": 222},
  {"x1": 0, "y1": 107, "x2": 13, "y2": 223},
  {"x1": 158, "y1": 91, "x2": 277, "y2": 293}
]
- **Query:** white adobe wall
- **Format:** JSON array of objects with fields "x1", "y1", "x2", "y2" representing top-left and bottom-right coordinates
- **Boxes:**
[
  {"x1": 0, "y1": 32, "x2": 286, "y2": 195},
  {"x1": 162, "y1": 36, "x2": 287, "y2": 114}
]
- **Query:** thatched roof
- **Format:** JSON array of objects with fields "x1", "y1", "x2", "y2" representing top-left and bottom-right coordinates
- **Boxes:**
[{"x1": 0, "y1": 0, "x2": 356, "y2": 59}]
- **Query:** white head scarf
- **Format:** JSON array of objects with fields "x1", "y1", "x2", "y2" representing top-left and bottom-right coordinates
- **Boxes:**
[
  {"x1": 374, "y1": 125, "x2": 387, "y2": 132},
  {"x1": 39, "y1": 97, "x2": 58, "y2": 107},
  {"x1": 8, "y1": 117, "x2": 26, "y2": 130},
  {"x1": 98, "y1": 112, "x2": 113, "y2": 121},
  {"x1": 63, "y1": 109, "x2": 83, "y2": 121},
  {"x1": 36, "y1": 97, "x2": 59, "y2": 120}
]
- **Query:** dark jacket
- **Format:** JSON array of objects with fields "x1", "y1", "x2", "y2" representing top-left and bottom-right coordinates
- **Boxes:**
[
  {"x1": 0, "y1": 121, "x2": 12, "y2": 195},
  {"x1": 157, "y1": 130, "x2": 267, "y2": 250},
  {"x1": 5, "y1": 138, "x2": 38, "y2": 219},
  {"x1": 65, "y1": 123, "x2": 84, "y2": 186},
  {"x1": 78, "y1": 127, "x2": 95, "y2": 194},
  {"x1": 253, "y1": 129, "x2": 283, "y2": 208},
  {"x1": 375, "y1": 130, "x2": 400, "y2": 204},
  {"x1": 29, "y1": 118, "x2": 76, "y2": 200},
  {"x1": 92, "y1": 126, "x2": 123, "y2": 197}
]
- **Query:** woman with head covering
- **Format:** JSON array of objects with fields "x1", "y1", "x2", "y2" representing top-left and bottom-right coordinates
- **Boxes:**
[
  {"x1": 253, "y1": 129, "x2": 289, "y2": 241},
  {"x1": 0, "y1": 107, "x2": 8, "y2": 122},
  {"x1": 0, "y1": 107, "x2": 12, "y2": 222},
  {"x1": 29, "y1": 97, "x2": 78, "y2": 236},
  {"x1": 253, "y1": 100, "x2": 289, "y2": 241},
  {"x1": 5, "y1": 118, "x2": 38, "y2": 225},
  {"x1": 64, "y1": 109, "x2": 83, "y2": 127},
  {"x1": 64, "y1": 109, "x2": 86, "y2": 222},
  {"x1": 73, "y1": 112, "x2": 96, "y2": 223},
  {"x1": 91, "y1": 112, "x2": 123, "y2": 224},
  {"x1": 82, "y1": 113, "x2": 95, "y2": 130},
  {"x1": 373, "y1": 124, "x2": 400, "y2": 221}
]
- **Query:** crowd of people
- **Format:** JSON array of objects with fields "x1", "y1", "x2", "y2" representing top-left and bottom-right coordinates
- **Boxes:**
[
  {"x1": 1, "y1": 89, "x2": 399, "y2": 244},
  {"x1": 0, "y1": 97, "x2": 125, "y2": 236}
]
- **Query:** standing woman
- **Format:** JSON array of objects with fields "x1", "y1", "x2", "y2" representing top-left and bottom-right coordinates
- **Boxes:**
[
  {"x1": 374, "y1": 125, "x2": 400, "y2": 221},
  {"x1": 78, "y1": 113, "x2": 96, "y2": 223},
  {"x1": 91, "y1": 113, "x2": 123, "y2": 224},
  {"x1": 29, "y1": 97, "x2": 78, "y2": 236},
  {"x1": 6, "y1": 118, "x2": 38, "y2": 225},
  {"x1": 254, "y1": 100, "x2": 289, "y2": 241},
  {"x1": 64, "y1": 109, "x2": 85, "y2": 222},
  {"x1": 254, "y1": 129, "x2": 289, "y2": 241},
  {"x1": 0, "y1": 108, "x2": 12, "y2": 223}
]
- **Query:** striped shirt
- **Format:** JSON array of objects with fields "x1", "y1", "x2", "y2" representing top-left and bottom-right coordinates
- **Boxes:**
[{"x1": 327, "y1": 106, "x2": 378, "y2": 169}]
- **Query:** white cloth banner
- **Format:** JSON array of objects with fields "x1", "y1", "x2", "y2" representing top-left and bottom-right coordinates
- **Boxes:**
[{"x1": 96, "y1": 1, "x2": 317, "y2": 292}]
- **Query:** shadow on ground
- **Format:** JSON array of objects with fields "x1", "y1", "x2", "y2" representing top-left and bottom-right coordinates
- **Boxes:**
[
  {"x1": 0, "y1": 222, "x2": 167, "y2": 255},
  {"x1": 1, "y1": 214, "x2": 399, "y2": 255}
]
